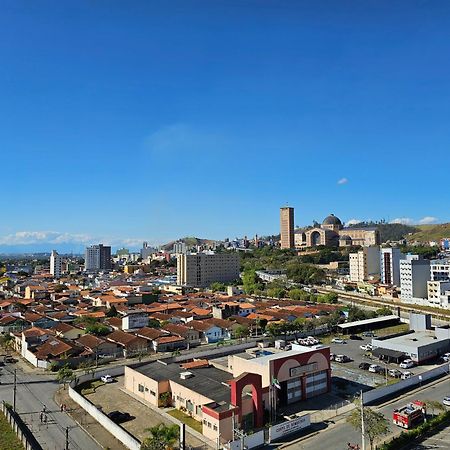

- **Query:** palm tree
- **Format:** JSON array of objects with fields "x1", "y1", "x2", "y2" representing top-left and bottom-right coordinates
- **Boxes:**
[{"x1": 141, "y1": 423, "x2": 179, "y2": 450}]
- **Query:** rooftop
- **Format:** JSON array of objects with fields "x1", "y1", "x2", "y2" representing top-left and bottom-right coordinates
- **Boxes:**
[
  {"x1": 338, "y1": 315, "x2": 400, "y2": 329},
  {"x1": 373, "y1": 330, "x2": 446, "y2": 348}
]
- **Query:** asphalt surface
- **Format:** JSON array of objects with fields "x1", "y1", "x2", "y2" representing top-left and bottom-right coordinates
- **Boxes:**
[
  {"x1": 0, "y1": 362, "x2": 101, "y2": 450},
  {"x1": 284, "y1": 375, "x2": 450, "y2": 450}
]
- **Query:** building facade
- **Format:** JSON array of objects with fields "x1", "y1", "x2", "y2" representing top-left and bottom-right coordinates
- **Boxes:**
[
  {"x1": 280, "y1": 207, "x2": 295, "y2": 249},
  {"x1": 349, "y1": 247, "x2": 381, "y2": 282},
  {"x1": 400, "y1": 255, "x2": 431, "y2": 301},
  {"x1": 50, "y1": 250, "x2": 62, "y2": 279},
  {"x1": 380, "y1": 247, "x2": 405, "y2": 286},
  {"x1": 177, "y1": 252, "x2": 240, "y2": 287},
  {"x1": 84, "y1": 244, "x2": 112, "y2": 272}
]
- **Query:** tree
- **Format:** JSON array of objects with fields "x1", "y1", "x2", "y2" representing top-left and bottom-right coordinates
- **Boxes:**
[
  {"x1": 241, "y1": 270, "x2": 264, "y2": 294},
  {"x1": 148, "y1": 319, "x2": 161, "y2": 329},
  {"x1": 57, "y1": 365, "x2": 75, "y2": 390},
  {"x1": 266, "y1": 322, "x2": 282, "y2": 338},
  {"x1": 141, "y1": 423, "x2": 179, "y2": 450},
  {"x1": 210, "y1": 282, "x2": 226, "y2": 292},
  {"x1": 234, "y1": 325, "x2": 250, "y2": 342},
  {"x1": 267, "y1": 287, "x2": 285, "y2": 299},
  {"x1": 54, "y1": 284, "x2": 65, "y2": 293},
  {"x1": 86, "y1": 323, "x2": 111, "y2": 336},
  {"x1": 78, "y1": 360, "x2": 96, "y2": 377},
  {"x1": 347, "y1": 406, "x2": 389, "y2": 450},
  {"x1": 376, "y1": 306, "x2": 393, "y2": 317},
  {"x1": 425, "y1": 399, "x2": 445, "y2": 416}
]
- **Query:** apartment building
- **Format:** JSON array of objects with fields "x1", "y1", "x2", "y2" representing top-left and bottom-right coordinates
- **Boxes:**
[
  {"x1": 280, "y1": 206, "x2": 295, "y2": 249},
  {"x1": 50, "y1": 250, "x2": 62, "y2": 279},
  {"x1": 177, "y1": 252, "x2": 240, "y2": 287},
  {"x1": 400, "y1": 255, "x2": 430, "y2": 302},
  {"x1": 84, "y1": 244, "x2": 112, "y2": 272},
  {"x1": 349, "y1": 247, "x2": 380, "y2": 283},
  {"x1": 380, "y1": 247, "x2": 405, "y2": 286},
  {"x1": 427, "y1": 260, "x2": 450, "y2": 308}
]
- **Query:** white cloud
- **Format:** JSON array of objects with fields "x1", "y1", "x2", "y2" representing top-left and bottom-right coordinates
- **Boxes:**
[
  {"x1": 390, "y1": 218, "x2": 415, "y2": 225},
  {"x1": 346, "y1": 219, "x2": 362, "y2": 226},
  {"x1": 337, "y1": 177, "x2": 348, "y2": 185},
  {"x1": 418, "y1": 216, "x2": 438, "y2": 225},
  {"x1": 0, "y1": 231, "x2": 151, "y2": 248}
]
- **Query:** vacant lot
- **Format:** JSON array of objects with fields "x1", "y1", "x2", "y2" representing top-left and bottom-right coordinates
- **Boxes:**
[{"x1": 0, "y1": 411, "x2": 24, "y2": 450}]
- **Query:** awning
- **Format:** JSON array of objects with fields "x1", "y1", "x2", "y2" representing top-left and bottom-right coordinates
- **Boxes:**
[{"x1": 372, "y1": 348, "x2": 405, "y2": 359}]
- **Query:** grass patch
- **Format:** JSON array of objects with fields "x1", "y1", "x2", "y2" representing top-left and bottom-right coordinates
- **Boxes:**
[
  {"x1": 167, "y1": 409, "x2": 203, "y2": 433},
  {"x1": 80, "y1": 380, "x2": 105, "y2": 395},
  {"x1": 376, "y1": 323, "x2": 409, "y2": 336},
  {"x1": 0, "y1": 411, "x2": 24, "y2": 450}
]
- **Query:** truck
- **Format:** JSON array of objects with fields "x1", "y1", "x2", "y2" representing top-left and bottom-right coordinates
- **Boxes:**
[{"x1": 393, "y1": 400, "x2": 426, "y2": 429}]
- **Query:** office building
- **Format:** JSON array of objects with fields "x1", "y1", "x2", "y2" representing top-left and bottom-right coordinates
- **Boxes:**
[
  {"x1": 50, "y1": 250, "x2": 62, "y2": 279},
  {"x1": 349, "y1": 246, "x2": 380, "y2": 283},
  {"x1": 173, "y1": 241, "x2": 187, "y2": 254},
  {"x1": 177, "y1": 252, "x2": 240, "y2": 287},
  {"x1": 400, "y1": 255, "x2": 430, "y2": 301},
  {"x1": 141, "y1": 242, "x2": 156, "y2": 260},
  {"x1": 84, "y1": 244, "x2": 112, "y2": 272},
  {"x1": 380, "y1": 247, "x2": 405, "y2": 286},
  {"x1": 430, "y1": 260, "x2": 450, "y2": 281},
  {"x1": 280, "y1": 206, "x2": 295, "y2": 249}
]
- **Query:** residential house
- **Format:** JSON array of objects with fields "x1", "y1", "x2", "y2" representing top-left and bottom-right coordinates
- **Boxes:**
[
  {"x1": 162, "y1": 323, "x2": 201, "y2": 347},
  {"x1": 53, "y1": 322, "x2": 86, "y2": 340},
  {"x1": 188, "y1": 320, "x2": 223, "y2": 343},
  {"x1": 152, "y1": 335, "x2": 186, "y2": 352},
  {"x1": 105, "y1": 330, "x2": 148, "y2": 357},
  {"x1": 76, "y1": 334, "x2": 120, "y2": 359}
]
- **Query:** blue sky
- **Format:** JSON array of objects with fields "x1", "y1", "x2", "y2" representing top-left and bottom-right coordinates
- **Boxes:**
[{"x1": 1, "y1": 1, "x2": 450, "y2": 251}]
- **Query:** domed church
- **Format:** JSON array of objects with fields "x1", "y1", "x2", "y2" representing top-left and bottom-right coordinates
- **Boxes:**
[{"x1": 296, "y1": 214, "x2": 379, "y2": 248}]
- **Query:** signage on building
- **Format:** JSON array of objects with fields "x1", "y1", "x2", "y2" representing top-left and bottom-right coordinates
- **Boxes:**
[
  {"x1": 289, "y1": 363, "x2": 318, "y2": 377},
  {"x1": 269, "y1": 414, "x2": 311, "y2": 442}
]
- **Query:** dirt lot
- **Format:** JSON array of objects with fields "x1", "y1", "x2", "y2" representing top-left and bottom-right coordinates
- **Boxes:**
[{"x1": 84, "y1": 376, "x2": 208, "y2": 449}]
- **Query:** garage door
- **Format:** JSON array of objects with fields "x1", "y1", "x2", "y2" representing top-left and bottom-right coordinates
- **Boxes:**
[
  {"x1": 286, "y1": 377, "x2": 302, "y2": 404},
  {"x1": 305, "y1": 370, "x2": 328, "y2": 398}
]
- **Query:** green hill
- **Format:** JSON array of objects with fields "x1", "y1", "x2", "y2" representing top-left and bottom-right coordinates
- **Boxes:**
[{"x1": 406, "y1": 223, "x2": 450, "y2": 243}]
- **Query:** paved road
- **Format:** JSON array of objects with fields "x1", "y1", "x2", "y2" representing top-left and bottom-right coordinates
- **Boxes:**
[
  {"x1": 285, "y1": 375, "x2": 450, "y2": 450},
  {"x1": 410, "y1": 424, "x2": 450, "y2": 449},
  {"x1": 0, "y1": 363, "x2": 101, "y2": 450}
]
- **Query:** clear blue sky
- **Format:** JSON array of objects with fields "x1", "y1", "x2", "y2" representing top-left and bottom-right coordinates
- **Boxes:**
[{"x1": 1, "y1": 1, "x2": 450, "y2": 251}]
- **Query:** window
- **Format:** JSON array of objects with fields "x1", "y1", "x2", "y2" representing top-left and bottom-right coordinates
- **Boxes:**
[
  {"x1": 138, "y1": 384, "x2": 144, "y2": 393},
  {"x1": 208, "y1": 422, "x2": 212, "y2": 428},
  {"x1": 213, "y1": 425, "x2": 218, "y2": 431},
  {"x1": 150, "y1": 390, "x2": 156, "y2": 396}
]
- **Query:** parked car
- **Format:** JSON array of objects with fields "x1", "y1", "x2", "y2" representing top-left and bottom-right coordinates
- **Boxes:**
[
  {"x1": 362, "y1": 331, "x2": 377, "y2": 337},
  {"x1": 441, "y1": 353, "x2": 450, "y2": 362},
  {"x1": 335, "y1": 354, "x2": 351, "y2": 363},
  {"x1": 107, "y1": 410, "x2": 132, "y2": 423},
  {"x1": 101, "y1": 375, "x2": 114, "y2": 383},
  {"x1": 331, "y1": 338, "x2": 346, "y2": 344},
  {"x1": 306, "y1": 336, "x2": 319, "y2": 345},
  {"x1": 330, "y1": 353, "x2": 336, "y2": 361},
  {"x1": 4, "y1": 357, "x2": 17, "y2": 363},
  {"x1": 349, "y1": 334, "x2": 363, "y2": 340},
  {"x1": 401, "y1": 371, "x2": 414, "y2": 380},
  {"x1": 399, "y1": 359, "x2": 415, "y2": 369},
  {"x1": 388, "y1": 369, "x2": 403, "y2": 378},
  {"x1": 443, "y1": 396, "x2": 450, "y2": 406},
  {"x1": 359, "y1": 362, "x2": 371, "y2": 370},
  {"x1": 369, "y1": 364, "x2": 381, "y2": 373},
  {"x1": 360, "y1": 344, "x2": 373, "y2": 351}
]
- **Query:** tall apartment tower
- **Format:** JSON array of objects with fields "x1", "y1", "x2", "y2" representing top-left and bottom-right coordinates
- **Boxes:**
[
  {"x1": 50, "y1": 250, "x2": 62, "y2": 279},
  {"x1": 400, "y1": 255, "x2": 431, "y2": 301},
  {"x1": 380, "y1": 247, "x2": 405, "y2": 286},
  {"x1": 349, "y1": 246, "x2": 381, "y2": 283},
  {"x1": 280, "y1": 206, "x2": 295, "y2": 249},
  {"x1": 84, "y1": 244, "x2": 112, "y2": 272}
]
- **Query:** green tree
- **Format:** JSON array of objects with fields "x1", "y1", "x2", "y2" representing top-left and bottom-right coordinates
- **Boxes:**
[
  {"x1": 376, "y1": 307, "x2": 393, "y2": 317},
  {"x1": 425, "y1": 399, "x2": 446, "y2": 416},
  {"x1": 86, "y1": 323, "x2": 111, "y2": 336},
  {"x1": 241, "y1": 270, "x2": 264, "y2": 294},
  {"x1": 347, "y1": 406, "x2": 390, "y2": 450},
  {"x1": 267, "y1": 287, "x2": 285, "y2": 299},
  {"x1": 141, "y1": 423, "x2": 180, "y2": 450},
  {"x1": 234, "y1": 325, "x2": 250, "y2": 342},
  {"x1": 78, "y1": 360, "x2": 96, "y2": 377},
  {"x1": 148, "y1": 319, "x2": 161, "y2": 329},
  {"x1": 288, "y1": 288, "x2": 310, "y2": 301},
  {"x1": 210, "y1": 282, "x2": 226, "y2": 292},
  {"x1": 265, "y1": 322, "x2": 282, "y2": 338},
  {"x1": 57, "y1": 365, "x2": 75, "y2": 390}
]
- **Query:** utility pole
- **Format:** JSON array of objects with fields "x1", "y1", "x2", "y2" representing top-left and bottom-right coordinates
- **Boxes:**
[
  {"x1": 65, "y1": 426, "x2": 69, "y2": 450},
  {"x1": 360, "y1": 390, "x2": 365, "y2": 450},
  {"x1": 13, "y1": 369, "x2": 17, "y2": 411}
]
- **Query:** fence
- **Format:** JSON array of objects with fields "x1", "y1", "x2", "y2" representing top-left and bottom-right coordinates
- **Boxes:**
[
  {"x1": 363, "y1": 362, "x2": 450, "y2": 405},
  {"x1": 1, "y1": 401, "x2": 43, "y2": 450}
]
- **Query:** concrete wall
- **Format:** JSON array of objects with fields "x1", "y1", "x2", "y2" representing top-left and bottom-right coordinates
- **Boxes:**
[
  {"x1": 227, "y1": 430, "x2": 265, "y2": 450},
  {"x1": 363, "y1": 362, "x2": 450, "y2": 405}
]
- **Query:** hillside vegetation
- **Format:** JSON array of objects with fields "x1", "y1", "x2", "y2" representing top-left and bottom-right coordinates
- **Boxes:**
[{"x1": 406, "y1": 223, "x2": 450, "y2": 243}]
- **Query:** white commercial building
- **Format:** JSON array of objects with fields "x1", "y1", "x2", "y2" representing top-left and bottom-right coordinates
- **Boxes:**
[
  {"x1": 173, "y1": 241, "x2": 187, "y2": 255},
  {"x1": 380, "y1": 247, "x2": 405, "y2": 286},
  {"x1": 85, "y1": 244, "x2": 112, "y2": 272},
  {"x1": 50, "y1": 250, "x2": 62, "y2": 279},
  {"x1": 427, "y1": 260, "x2": 450, "y2": 308},
  {"x1": 400, "y1": 255, "x2": 430, "y2": 302},
  {"x1": 177, "y1": 252, "x2": 240, "y2": 287},
  {"x1": 349, "y1": 246, "x2": 380, "y2": 283}
]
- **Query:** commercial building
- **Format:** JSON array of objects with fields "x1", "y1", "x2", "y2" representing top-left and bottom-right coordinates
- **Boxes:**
[
  {"x1": 280, "y1": 207, "x2": 295, "y2": 249},
  {"x1": 173, "y1": 241, "x2": 187, "y2": 254},
  {"x1": 84, "y1": 244, "x2": 112, "y2": 272},
  {"x1": 177, "y1": 252, "x2": 240, "y2": 287},
  {"x1": 50, "y1": 250, "x2": 62, "y2": 279},
  {"x1": 427, "y1": 281, "x2": 450, "y2": 308},
  {"x1": 124, "y1": 345, "x2": 330, "y2": 444},
  {"x1": 380, "y1": 247, "x2": 405, "y2": 286},
  {"x1": 400, "y1": 255, "x2": 430, "y2": 302},
  {"x1": 141, "y1": 242, "x2": 156, "y2": 260},
  {"x1": 349, "y1": 247, "x2": 380, "y2": 283}
]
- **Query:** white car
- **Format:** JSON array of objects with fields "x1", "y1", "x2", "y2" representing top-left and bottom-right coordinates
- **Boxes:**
[
  {"x1": 360, "y1": 344, "x2": 373, "y2": 351},
  {"x1": 332, "y1": 338, "x2": 346, "y2": 344},
  {"x1": 401, "y1": 371, "x2": 413, "y2": 380},
  {"x1": 443, "y1": 396, "x2": 450, "y2": 406},
  {"x1": 101, "y1": 375, "x2": 114, "y2": 383},
  {"x1": 368, "y1": 364, "x2": 380, "y2": 373},
  {"x1": 399, "y1": 359, "x2": 415, "y2": 369},
  {"x1": 442, "y1": 353, "x2": 450, "y2": 362}
]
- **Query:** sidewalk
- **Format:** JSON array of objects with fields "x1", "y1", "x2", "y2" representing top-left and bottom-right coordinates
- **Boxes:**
[{"x1": 55, "y1": 387, "x2": 127, "y2": 450}]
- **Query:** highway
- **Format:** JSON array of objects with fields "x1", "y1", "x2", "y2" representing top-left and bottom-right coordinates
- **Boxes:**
[
  {"x1": 285, "y1": 375, "x2": 450, "y2": 450},
  {"x1": 0, "y1": 363, "x2": 101, "y2": 450}
]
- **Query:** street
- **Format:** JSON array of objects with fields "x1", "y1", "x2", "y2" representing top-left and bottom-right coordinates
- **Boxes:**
[
  {"x1": 284, "y1": 375, "x2": 450, "y2": 450},
  {"x1": 0, "y1": 363, "x2": 101, "y2": 450}
]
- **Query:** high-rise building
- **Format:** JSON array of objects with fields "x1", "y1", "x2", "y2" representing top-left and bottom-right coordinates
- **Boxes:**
[
  {"x1": 280, "y1": 206, "x2": 295, "y2": 249},
  {"x1": 50, "y1": 250, "x2": 62, "y2": 279},
  {"x1": 173, "y1": 241, "x2": 187, "y2": 254},
  {"x1": 84, "y1": 244, "x2": 112, "y2": 272},
  {"x1": 349, "y1": 247, "x2": 380, "y2": 283},
  {"x1": 400, "y1": 255, "x2": 430, "y2": 301},
  {"x1": 380, "y1": 247, "x2": 405, "y2": 286},
  {"x1": 177, "y1": 252, "x2": 240, "y2": 287},
  {"x1": 141, "y1": 242, "x2": 156, "y2": 259}
]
